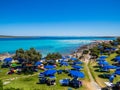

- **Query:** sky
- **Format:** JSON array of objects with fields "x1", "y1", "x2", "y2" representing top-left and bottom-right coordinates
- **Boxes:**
[{"x1": 0, "y1": 0, "x2": 120, "y2": 36}]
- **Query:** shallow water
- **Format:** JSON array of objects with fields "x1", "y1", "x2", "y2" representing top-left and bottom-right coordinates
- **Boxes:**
[{"x1": 0, "y1": 37, "x2": 116, "y2": 56}]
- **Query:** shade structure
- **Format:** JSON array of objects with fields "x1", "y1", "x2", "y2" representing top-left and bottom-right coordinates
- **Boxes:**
[
  {"x1": 65, "y1": 56, "x2": 71, "y2": 58},
  {"x1": 114, "y1": 69, "x2": 120, "y2": 75},
  {"x1": 114, "y1": 56, "x2": 120, "y2": 62},
  {"x1": 97, "y1": 58, "x2": 106, "y2": 61},
  {"x1": 99, "y1": 56, "x2": 107, "y2": 59},
  {"x1": 35, "y1": 61, "x2": 42, "y2": 66},
  {"x1": 109, "y1": 74, "x2": 115, "y2": 83},
  {"x1": 44, "y1": 65, "x2": 55, "y2": 69},
  {"x1": 73, "y1": 61, "x2": 82, "y2": 65},
  {"x1": 4, "y1": 58, "x2": 12, "y2": 62},
  {"x1": 44, "y1": 69, "x2": 57, "y2": 76},
  {"x1": 105, "y1": 48, "x2": 111, "y2": 51},
  {"x1": 98, "y1": 61, "x2": 109, "y2": 65},
  {"x1": 111, "y1": 48, "x2": 116, "y2": 51},
  {"x1": 60, "y1": 61, "x2": 69, "y2": 66},
  {"x1": 102, "y1": 65, "x2": 117, "y2": 70},
  {"x1": 72, "y1": 65, "x2": 83, "y2": 70},
  {"x1": 69, "y1": 70, "x2": 84, "y2": 78},
  {"x1": 62, "y1": 56, "x2": 66, "y2": 60},
  {"x1": 71, "y1": 57, "x2": 78, "y2": 61}
]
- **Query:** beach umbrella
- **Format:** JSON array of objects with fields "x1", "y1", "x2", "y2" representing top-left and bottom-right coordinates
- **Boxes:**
[
  {"x1": 62, "y1": 56, "x2": 66, "y2": 60},
  {"x1": 73, "y1": 61, "x2": 83, "y2": 65},
  {"x1": 105, "y1": 48, "x2": 111, "y2": 51},
  {"x1": 98, "y1": 61, "x2": 109, "y2": 65},
  {"x1": 4, "y1": 58, "x2": 12, "y2": 63},
  {"x1": 60, "y1": 61, "x2": 69, "y2": 66},
  {"x1": 69, "y1": 70, "x2": 85, "y2": 78},
  {"x1": 44, "y1": 69, "x2": 57, "y2": 76},
  {"x1": 72, "y1": 65, "x2": 83, "y2": 70},
  {"x1": 114, "y1": 56, "x2": 120, "y2": 61},
  {"x1": 48, "y1": 76, "x2": 56, "y2": 80},
  {"x1": 111, "y1": 48, "x2": 116, "y2": 51},
  {"x1": 97, "y1": 58, "x2": 106, "y2": 61},
  {"x1": 44, "y1": 65, "x2": 55, "y2": 69},
  {"x1": 71, "y1": 57, "x2": 78, "y2": 61},
  {"x1": 102, "y1": 65, "x2": 117, "y2": 70},
  {"x1": 35, "y1": 61, "x2": 42, "y2": 66},
  {"x1": 109, "y1": 74, "x2": 115, "y2": 83},
  {"x1": 114, "y1": 69, "x2": 120, "y2": 75},
  {"x1": 99, "y1": 56, "x2": 107, "y2": 59},
  {"x1": 65, "y1": 56, "x2": 71, "y2": 58}
]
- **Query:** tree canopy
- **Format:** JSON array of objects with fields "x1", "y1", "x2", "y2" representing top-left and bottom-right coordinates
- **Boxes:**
[
  {"x1": 13, "y1": 48, "x2": 42, "y2": 63},
  {"x1": 45, "y1": 52, "x2": 62, "y2": 60}
]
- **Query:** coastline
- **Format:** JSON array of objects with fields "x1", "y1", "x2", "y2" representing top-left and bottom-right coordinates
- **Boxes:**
[
  {"x1": 0, "y1": 40, "x2": 111, "y2": 61},
  {"x1": 71, "y1": 40, "x2": 111, "y2": 58}
]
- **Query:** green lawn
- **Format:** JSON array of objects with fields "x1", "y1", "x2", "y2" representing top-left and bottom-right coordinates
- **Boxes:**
[
  {"x1": 89, "y1": 53, "x2": 120, "y2": 87},
  {"x1": 1, "y1": 62, "x2": 89, "y2": 90}
]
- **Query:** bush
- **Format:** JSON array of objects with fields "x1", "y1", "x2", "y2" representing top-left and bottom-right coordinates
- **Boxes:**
[{"x1": 45, "y1": 52, "x2": 62, "y2": 60}]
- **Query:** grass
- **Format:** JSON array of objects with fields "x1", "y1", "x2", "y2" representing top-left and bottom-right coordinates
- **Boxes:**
[
  {"x1": 88, "y1": 53, "x2": 120, "y2": 88},
  {"x1": 1, "y1": 62, "x2": 89, "y2": 90}
]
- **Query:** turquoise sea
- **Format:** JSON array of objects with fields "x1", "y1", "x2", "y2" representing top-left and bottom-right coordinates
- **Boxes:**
[{"x1": 0, "y1": 37, "x2": 116, "y2": 56}]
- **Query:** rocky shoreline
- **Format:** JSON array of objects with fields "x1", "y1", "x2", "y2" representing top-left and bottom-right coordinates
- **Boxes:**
[{"x1": 71, "y1": 40, "x2": 111, "y2": 58}]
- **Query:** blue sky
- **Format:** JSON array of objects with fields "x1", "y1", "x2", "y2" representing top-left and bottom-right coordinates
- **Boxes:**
[{"x1": 0, "y1": 0, "x2": 120, "y2": 36}]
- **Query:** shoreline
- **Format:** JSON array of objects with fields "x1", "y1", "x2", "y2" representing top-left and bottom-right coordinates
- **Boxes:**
[
  {"x1": 0, "y1": 40, "x2": 111, "y2": 61},
  {"x1": 71, "y1": 40, "x2": 111, "y2": 58}
]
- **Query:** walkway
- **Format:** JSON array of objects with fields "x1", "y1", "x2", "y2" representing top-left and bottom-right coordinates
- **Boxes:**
[{"x1": 85, "y1": 54, "x2": 101, "y2": 90}]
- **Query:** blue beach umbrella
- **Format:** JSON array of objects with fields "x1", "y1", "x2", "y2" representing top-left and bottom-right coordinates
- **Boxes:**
[
  {"x1": 60, "y1": 62, "x2": 69, "y2": 66},
  {"x1": 48, "y1": 76, "x2": 56, "y2": 80},
  {"x1": 62, "y1": 56, "x2": 66, "y2": 60},
  {"x1": 44, "y1": 65, "x2": 55, "y2": 69},
  {"x1": 72, "y1": 65, "x2": 83, "y2": 70},
  {"x1": 112, "y1": 48, "x2": 116, "y2": 51},
  {"x1": 105, "y1": 48, "x2": 111, "y2": 51},
  {"x1": 114, "y1": 69, "x2": 120, "y2": 75},
  {"x1": 114, "y1": 56, "x2": 120, "y2": 61},
  {"x1": 44, "y1": 69, "x2": 57, "y2": 76},
  {"x1": 71, "y1": 57, "x2": 78, "y2": 61},
  {"x1": 35, "y1": 61, "x2": 42, "y2": 66},
  {"x1": 65, "y1": 56, "x2": 71, "y2": 58},
  {"x1": 97, "y1": 58, "x2": 106, "y2": 61},
  {"x1": 73, "y1": 61, "x2": 82, "y2": 65},
  {"x1": 69, "y1": 70, "x2": 85, "y2": 78},
  {"x1": 102, "y1": 65, "x2": 117, "y2": 70},
  {"x1": 98, "y1": 61, "x2": 109, "y2": 65},
  {"x1": 99, "y1": 56, "x2": 107, "y2": 59},
  {"x1": 109, "y1": 74, "x2": 115, "y2": 83},
  {"x1": 4, "y1": 58, "x2": 12, "y2": 63}
]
